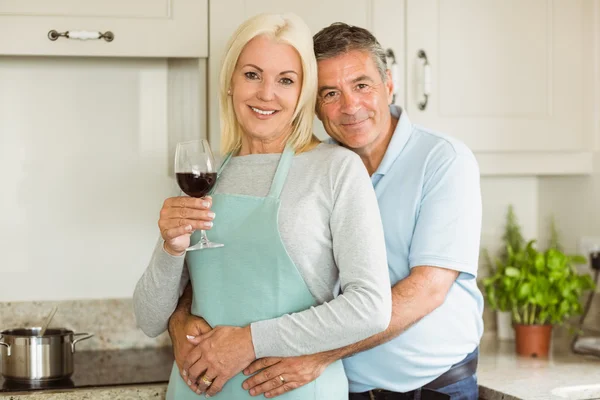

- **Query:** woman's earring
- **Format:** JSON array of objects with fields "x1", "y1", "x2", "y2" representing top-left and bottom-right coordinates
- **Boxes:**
[{"x1": 227, "y1": 88, "x2": 232, "y2": 96}]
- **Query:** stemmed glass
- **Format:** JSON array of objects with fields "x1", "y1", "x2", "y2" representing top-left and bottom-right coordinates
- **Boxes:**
[{"x1": 175, "y1": 139, "x2": 223, "y2": 251}]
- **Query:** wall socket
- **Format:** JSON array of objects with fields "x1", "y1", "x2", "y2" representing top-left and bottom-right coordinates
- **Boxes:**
[{"x1": 578, "y1": 236, "x2": 600, "y2": 293}]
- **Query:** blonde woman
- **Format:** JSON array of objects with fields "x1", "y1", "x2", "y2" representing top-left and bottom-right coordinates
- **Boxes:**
[{"x1": 133, "y1": 13, "x2": 391, "y2": 400}]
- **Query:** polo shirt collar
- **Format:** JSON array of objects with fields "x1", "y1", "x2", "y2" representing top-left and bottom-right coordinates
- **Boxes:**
[{"x1": 373, "y1": 105, "x2": 413, "y2": 177}]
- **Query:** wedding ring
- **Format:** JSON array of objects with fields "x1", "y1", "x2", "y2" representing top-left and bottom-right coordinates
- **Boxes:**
[
  {"x1": 279, "y1": 375, "x2": 285, "y2": 384},
  {"x1": 200, "y1": 376, "x2": 213, "y2": 386}
]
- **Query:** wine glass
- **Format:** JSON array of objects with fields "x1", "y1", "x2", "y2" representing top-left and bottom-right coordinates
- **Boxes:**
[{"x1": 175, "y1": 139, "x2": 223, "y2": 251}]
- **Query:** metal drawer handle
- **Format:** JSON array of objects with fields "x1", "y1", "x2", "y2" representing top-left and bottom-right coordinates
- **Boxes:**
[
  {"x1": 48, "y1": 30, "x2": 114, "y2": 42},
  {"x1": 417, "y1": 49, "x2": 431, "y2": 110},
  {"x1": 0, "y1": 340, "x2": 11, "y2": 357}
]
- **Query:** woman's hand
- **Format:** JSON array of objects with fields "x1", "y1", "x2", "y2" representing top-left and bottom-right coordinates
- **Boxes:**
[
  {"x1": 183, "y1": 326, "x2": 256, "y2": 397},
  {"x1": 241, "y1": 354, "x2": 333, "y2": 397},
  {"x1": 158, "y1": 196, "x2": 215, "y2": 255}
]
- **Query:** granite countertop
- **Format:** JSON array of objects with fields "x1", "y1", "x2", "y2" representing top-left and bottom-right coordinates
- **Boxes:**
[
  {"x1": 2, "y1": 336, "x2": 600, "y2": 399},
  {"x1": 478, "y1": 336, "x2": 600, "y2": 400},
  {"x1": 0, "y1": 384, "x2": 167, "y2": 399}
]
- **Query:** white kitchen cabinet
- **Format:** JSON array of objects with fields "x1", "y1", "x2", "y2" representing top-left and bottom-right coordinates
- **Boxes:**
[
  {"x1": 0, "y1": 0, "x2": 208, "y2": 57},
  {"x1": 208, "y1": 0, "x2": 405, "y2": 149},
  {"x1": 404, "y1": 0, "x2": 598, "y2": 175}
]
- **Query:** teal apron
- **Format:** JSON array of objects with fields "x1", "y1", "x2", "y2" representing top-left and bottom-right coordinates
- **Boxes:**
[{"x1": 166, "y1": 145, "x2": 347, "y2": 399}]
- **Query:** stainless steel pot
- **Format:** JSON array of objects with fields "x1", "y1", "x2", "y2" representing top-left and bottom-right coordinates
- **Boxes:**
[{"x1": 0, "y1": 327, "x2": 93, "y2": 381}]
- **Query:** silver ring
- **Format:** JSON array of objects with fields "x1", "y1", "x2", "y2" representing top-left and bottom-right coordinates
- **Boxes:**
[{"x1": 279, "y1": 375, "x2": 285, "y2": 384}]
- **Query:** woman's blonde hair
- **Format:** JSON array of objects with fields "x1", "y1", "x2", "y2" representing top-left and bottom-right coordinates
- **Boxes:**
[{"x1": 219, "y1": 13, "x2": 318, "y2": 154}]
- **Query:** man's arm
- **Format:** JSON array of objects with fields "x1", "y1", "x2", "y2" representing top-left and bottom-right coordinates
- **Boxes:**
[
  {"x1": 168, "y1": 282, "x2": 213, "y2": 394},
  {"x1": 323, "y1": 265, "x2": 458, "y2": 361},
  {"x1": 242, "y1": 265, "x2": 458, "y2": 397},
  {"x1": 168, "y1": 281, "x2": 194, "y2": 338}
]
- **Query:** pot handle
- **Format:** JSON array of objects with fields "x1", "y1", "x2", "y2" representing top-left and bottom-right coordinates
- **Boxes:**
[
  {"x1": 0, "y1": 341, "x2": 11, "y2": 357},
  {"x1": 71, "y1": 332, "x2": 93, "y2": 353}
]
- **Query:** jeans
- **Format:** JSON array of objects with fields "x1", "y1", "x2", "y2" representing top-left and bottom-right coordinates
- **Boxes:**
[{"x1": 433, "y1": 373, "x2": 478, "y2": 400}]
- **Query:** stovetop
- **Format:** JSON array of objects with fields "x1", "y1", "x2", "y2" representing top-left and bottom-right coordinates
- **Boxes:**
[{"x1": 0, "y1": 347, "x2": 173, "y2": 392}]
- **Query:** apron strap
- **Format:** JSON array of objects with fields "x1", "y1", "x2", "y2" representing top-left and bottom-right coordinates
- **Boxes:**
[
  {"x1": 267, "y1": 144, "x2": 295, "y2": 199},
  {"x1": 208, "y1": 151, "x2": 234, "y2": 195},
  {"x1": 217, "y1": 152, "x2": 234, "y2": 175},
  {"x1": 210, "y1": 145, "x2": 294, "y2": 199}
]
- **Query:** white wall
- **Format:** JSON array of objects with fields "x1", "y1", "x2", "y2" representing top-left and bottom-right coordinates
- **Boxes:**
[
  {"x1": 480, "y1": 177, "x2": 539, "y2": 272},
  {"x1": 538, "y1": 156, "x2": 600, "y2": 259},
  {"x1": 0, "y1": 57, "x2": 175, "y2": 301},
  {"x1": 538, "y1": 3, "x2": 600, "y2": 260}
]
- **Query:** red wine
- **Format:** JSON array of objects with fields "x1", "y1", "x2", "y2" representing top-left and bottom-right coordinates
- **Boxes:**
[{"x1": 176, "y1": 172, "x2": 217, "y2": 198}]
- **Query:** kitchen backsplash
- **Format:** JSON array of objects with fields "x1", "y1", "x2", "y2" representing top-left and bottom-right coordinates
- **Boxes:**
[{"x1": 0, "y1": 299, "x2": 170, "y2": 351}]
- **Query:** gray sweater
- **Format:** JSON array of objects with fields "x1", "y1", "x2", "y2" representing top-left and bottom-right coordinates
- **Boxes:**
[{"x1": 133, "y1": 143, "x2": 391, "y2": 358}]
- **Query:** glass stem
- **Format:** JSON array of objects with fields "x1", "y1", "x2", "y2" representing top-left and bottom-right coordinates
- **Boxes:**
[{"x1": 199, "y1": 230, "x2": 210, "y2": 245}]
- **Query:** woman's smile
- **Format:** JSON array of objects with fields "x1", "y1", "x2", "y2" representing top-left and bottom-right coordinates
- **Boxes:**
[{"x1": 249, "y1": 105, "x2": 280, "y2": 118}]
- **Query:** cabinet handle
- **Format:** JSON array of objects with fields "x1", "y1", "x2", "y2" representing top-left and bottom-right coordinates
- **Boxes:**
[
  {"x1": 417, "y1": 50, "x2": 431, "y2": 110},
  {"x1": 385, "y1": 49, "x2": 401, "y2": 104},
  {"x1": 48, "y1": 30, "x2": 114, "y2": 42}
]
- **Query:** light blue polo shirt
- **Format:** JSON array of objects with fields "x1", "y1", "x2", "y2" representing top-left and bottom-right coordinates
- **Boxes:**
[{"x1": 342, "y1": 105, "x2": 484, "y2": 393}]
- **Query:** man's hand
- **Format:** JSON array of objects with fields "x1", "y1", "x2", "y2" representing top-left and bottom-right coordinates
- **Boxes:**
[
  {"x1": 184, "y1": 325, "x2": 256, "y2": 397},
  {"x1": 170, "y1": 314, "x2": 212, "y2": 394},
  {"x1": 241, "y1": 354, "x2": 333, "y2": 398},
  {"x1": 167, "y1": 282, "x2": 213, "y2": 395}
]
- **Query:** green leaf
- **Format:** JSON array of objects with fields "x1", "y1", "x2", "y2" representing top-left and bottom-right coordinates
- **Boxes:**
[
  {"x1": 518, "y1": 283, "x2": 532, "y2": 299},
  {"x1": 547, "y1": 251, "x2": 562, "y2": 270},
  {"x1": 505, "y1": 267, "x2": 520, "y2": 278},
  {"x1": 534, "y1": 254, "x2": 545, "y2": 271},
  {"x1": 482, "y1": 277, "x2": 496, "y2": 286},
  {"x1": 570, "y1": 255, "x2": 587, "y2": 265}
]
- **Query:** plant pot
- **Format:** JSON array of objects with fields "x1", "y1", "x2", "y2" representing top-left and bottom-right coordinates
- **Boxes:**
[
  {"x1": 496, "y1": 311, "x2": 515, "y2": 340},
  {"x1": 514, "y1": 324, "x2": 552, "y2": 357}
]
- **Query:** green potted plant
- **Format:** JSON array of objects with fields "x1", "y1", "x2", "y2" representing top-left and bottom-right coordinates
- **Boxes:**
[{"x1": 483, "y1": 207, "x2": 596, "y2": 357}]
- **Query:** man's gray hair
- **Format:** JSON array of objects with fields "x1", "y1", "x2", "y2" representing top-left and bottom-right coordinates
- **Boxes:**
[{"x1": 313, "y1": 22, "x2": 388, "y2": 82}]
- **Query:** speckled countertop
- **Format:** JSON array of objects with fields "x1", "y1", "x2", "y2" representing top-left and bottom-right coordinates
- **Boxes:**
[
  {"x1": 478, "y1": 335, "x2": 600, "y2": 400},
  {"x1": 1, "y1": 330, "x2": 599, "y2": 399},
  {"x1": 0, "y1": 384, "x2": 167, "y2": 399}
]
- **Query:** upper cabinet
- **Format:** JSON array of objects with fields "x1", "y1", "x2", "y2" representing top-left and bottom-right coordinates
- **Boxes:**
[
  {"x1": 404, "y1": 0, "x2": 598, "y2": 174},
  {"x1": 8, "y1": 0, "x2": 592, "y2": 175},
  {"x1": 0, "y1": 0, "x2": 208, "y2": 57},
  {"x1": 209, "y1": 0, "x2": 597, "y2": 174}
]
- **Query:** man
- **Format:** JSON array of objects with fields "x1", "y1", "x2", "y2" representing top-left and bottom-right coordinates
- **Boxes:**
[{"x1": 170, "y1": 23, "x2": 483, "y2": 400}]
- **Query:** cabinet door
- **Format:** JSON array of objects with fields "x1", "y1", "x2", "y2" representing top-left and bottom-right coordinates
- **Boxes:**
[
  {"x1": 0, "y1": 0, "x2": 208, "y2": 57},
  {"x1": 405, "y1": 0, "x2": 589, "y2": 152},
  {"x1": 208, "y1": 0, "x2": 404, "y2": 148}
]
